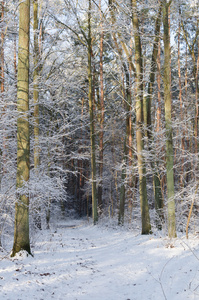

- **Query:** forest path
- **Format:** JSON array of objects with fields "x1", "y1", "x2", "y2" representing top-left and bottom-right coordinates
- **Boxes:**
[{"x1": 0, "y1": 218, "x2": 199, "y2": 300}]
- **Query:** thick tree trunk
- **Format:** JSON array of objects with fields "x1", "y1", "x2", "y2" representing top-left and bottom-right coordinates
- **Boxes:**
[
  {"x1": 88, "y1": 0, "x2": 97, "y2": 224},
  {"x1": 131, "y1": 0, "x2": 151, "y2": 234},
  {"x1": 11, "y1": 0, "x2": 31, "y2": 256},
  {"x1": 163, "y1": 1, "x2": 176, "y2": 238}
]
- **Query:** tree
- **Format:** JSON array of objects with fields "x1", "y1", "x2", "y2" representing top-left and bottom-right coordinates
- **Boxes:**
[
  {"x1": 131, "y1": 0, "x2": 151, "y2": 234},
  {"x1": 163, "y1": 0, "x2": 176, "y2": 238},
  {"x1": 32, "y1": 0, "x2": 42, "y2": 230},
  {"x1": 11, "y1": 0, "x2": 31, "y2": 256},
  {"x1": 97, "y1": 0, "x2": 105, "y2": 213},
  {"x1": 143, "y1": 2, "x2": 164, "y2": 227},
  {"x1": 88, "y1": 0, "x2": 98, "y2": 224}
]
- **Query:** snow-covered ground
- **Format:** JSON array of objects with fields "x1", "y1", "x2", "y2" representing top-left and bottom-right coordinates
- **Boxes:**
[{"x1": 0, "y1": 218, "x2": 199, "y2": 300}]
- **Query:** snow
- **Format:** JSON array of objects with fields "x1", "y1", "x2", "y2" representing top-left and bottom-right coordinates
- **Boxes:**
[{"x1": 0, "y1": 219, "x2": 199, "y2": 300}]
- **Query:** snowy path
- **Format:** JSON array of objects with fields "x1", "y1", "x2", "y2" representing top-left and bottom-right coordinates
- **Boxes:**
[{"x1": 0, "y1": 219, "x2": 199, "y2": 300}]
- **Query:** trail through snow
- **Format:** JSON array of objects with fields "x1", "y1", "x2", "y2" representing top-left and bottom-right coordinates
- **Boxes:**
[{"x1": 0, "y1": 218, "x2": 199, "y2": 300}]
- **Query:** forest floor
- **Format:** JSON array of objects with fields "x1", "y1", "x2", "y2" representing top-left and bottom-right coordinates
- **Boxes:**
[{"x1": 0, "y1": 217, "x2": 199, "y2": 300}]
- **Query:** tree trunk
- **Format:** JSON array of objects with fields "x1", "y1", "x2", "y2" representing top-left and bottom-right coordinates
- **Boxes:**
[
  {"x1": 33, "y1": 0, "x2": 40, "y2": 170},
  {"x1": 163, "y1": 1, "x2": 176, "y2": 238},
  {"x1": 144, "y1": 2, "x2": 164, "y2": 227},
  {"x1": 118, "y1": 137, "x2": 127, "y2": 225},
  {"x1": 118, "y1": 71, "x2": 127, "y2": 225},
  {"x1": 33, "y1": 0, "x2": 42, "y2": 230},
  {"x1": 131, "y1": 0, "x2": 151, "y2": 234},
  {"x1": 98, "y1": 0, "x2": 104, "y2": 213},
  {"x1": 126, "y1": 66, "x2": 133, "y2": 223},
  {"x1": 11, "y1": 0, "x2": 31, "y2": 256},
  {"x1": 88, "y1": 0, "x2": 98, "y2": 224}
]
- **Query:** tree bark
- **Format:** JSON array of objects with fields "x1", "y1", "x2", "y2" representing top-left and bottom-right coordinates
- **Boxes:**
[
  {"x1": 11, "y1": 0, "x2": 31, "y2": 256},
  {"x1": 131, "y1": 0, "x2": 151, "y2": 234}
]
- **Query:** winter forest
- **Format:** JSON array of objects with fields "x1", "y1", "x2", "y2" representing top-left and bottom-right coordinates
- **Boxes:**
[
  {"x1": 0, "y1": 0, "x2": 199, "y2": 265},
  {"x1": 1, "y1": 0, "x2": 199, "y2": 298}
]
